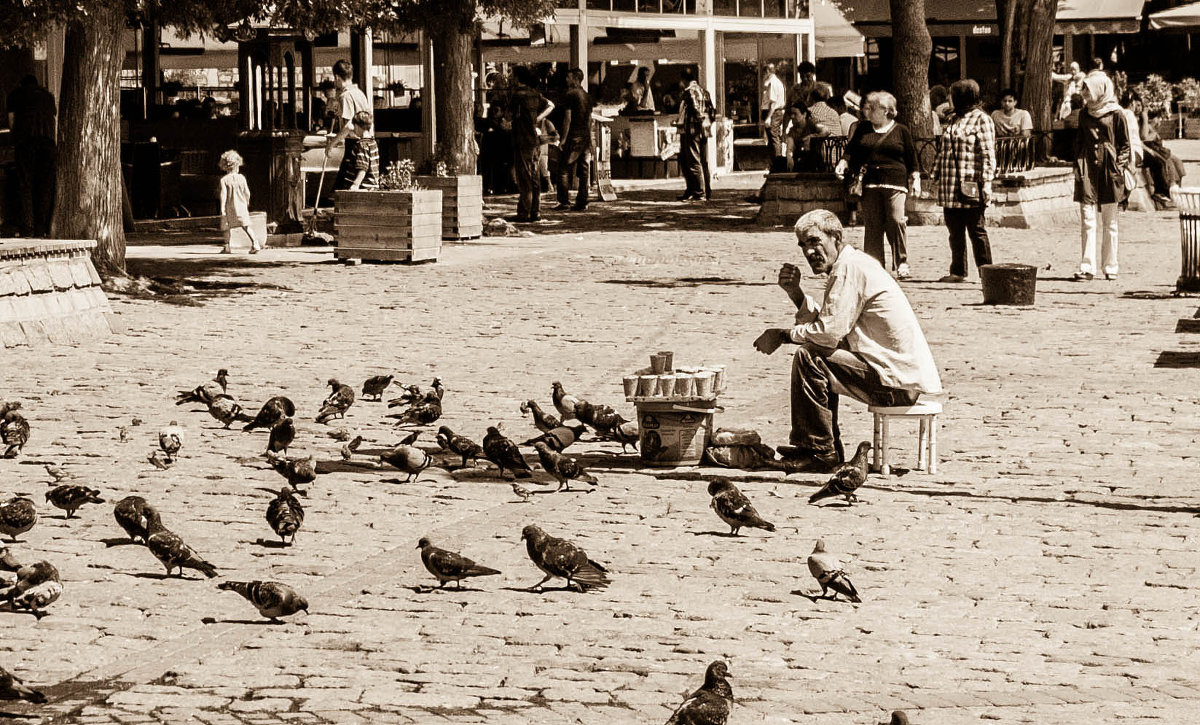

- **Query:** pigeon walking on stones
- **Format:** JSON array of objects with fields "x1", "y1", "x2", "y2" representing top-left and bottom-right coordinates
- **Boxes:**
[
  {"x1": 339, "y1": 435, "x2": 363, "y2": 461},
  {"x1": 510, "y1": 483, "x2": 534, "y2": 502},
  {"x1": 807, "y1": 539, "x2": 861, "y2": 603},
  {"x1": 158, "y1": 421, "x2": 183, "y2": 462},
  {"x1": 551, "y1": 382, "x2": 582, "y2": 421},
  {"x1": 242, "y1": 396, "x2": 296, "y2": 432},
  {"x1": 144, "y1": 507, "x2": 218, "y2": 578},
  {"x1": 267, "y1": 417, "x2": 296, "y2": 456},
  {"x1": 574, "y1": 401, "x2": 630, "y2": 438},
  {"x1": 113, "y1": 496, "x2": 151, "y2": 544},
  {"x1": 315, "y1": 379, "x2": 355, "y2": 423},
  {"x1": 0, "y1": 666, "x2": 46, "y2": 704},
  {"x1": 437, "y1": 426, "x2": 483, "y2": 469},
  {"x1": 379, "y1": 444, "x2": 431, "y2": 483},
  {"x1": 266, "y1": 452, "x2": 317, "y2": 492},
  {"x1": 265, "y1": 488, "x2": 304, "y2": 546},
  {"x1": 532, "y1": 442, "x2": 597, "y2": 492},
  {"x1": 207, "y1": 395, "x2": 250, "y2": 429},
  {"x1": 664, "y1": 661, "x2": 733, "y2": 725},
  {"x1": 809, "y1": 441, "x2": 872, "y2": 506},
  {"x1": 600, "y1": 420, "x2": 639, "y2": 453},
  {"x1": 45, "y1": 485, "x2": 103, "y2": 519},
  {"x1": 879, "y1": 712, "x2": 910, "y2": 725},
  {"x1": 520, "y1": 400, "x2": 561, "y2": 433},
  {"x1": 520, "y1": 524, "x2": 609, "y2": 592},
  {"x1": 0, "y1": 498, "x2": 37, "y2": 542},
  {"x1": 391, "y1": 392, "x2": 442, "y2": 427},
  {"x1": 417, "y1": 537, "x2": 501, "y2": 589},
  {"x1": 175, "y1": 369, "x2": 228, "y2": 407},
  {"x1": 482, "y1": 426, "x2": 532, "y2": 479},
  {"x1": 522, "y1": 424, "x2": 587, "y2": 453},
  {"x1": 707, "y1": 481, "x2": 775, "y2": 536},
  {"x1": 1, "y1": 406, "x2": 30, "y2": 459},
  {"x1": 3, "y1": 560, "x2": 61, "y2": 619},
  {"x1": 218, "y1": 580, "x2": 308, "y2": 621},
  {"x1": 0, "y1": 546, "x2": 20, "y2": 572},
  {"x1": 361, "y1": 375, "x2": 394, "y2": 401}
]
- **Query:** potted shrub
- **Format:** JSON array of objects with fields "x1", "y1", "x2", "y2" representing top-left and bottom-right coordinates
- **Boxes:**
[
  {"x1": 415, "y1": 148, "x2": 483, "y2": 241},
  {"x1": 334, "y1": 160, "x2": 443, "y2": 263},
  {"x1": 1133, "y1": 75, "x2": 1176, "y2": 138},
  {"x1": 1174, "y1": 77, "x2": 1200, "y2": 138}
]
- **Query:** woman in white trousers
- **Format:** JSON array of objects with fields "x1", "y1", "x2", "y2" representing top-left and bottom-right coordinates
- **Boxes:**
[{"x1": 1072, "y1": 73, "x2": 1130, "y2": 281}]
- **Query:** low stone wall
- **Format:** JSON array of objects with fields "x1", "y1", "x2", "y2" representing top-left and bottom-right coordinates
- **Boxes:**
[
  {"x1": 0, "y1": 239, "x2": 118, "y2": 348},
  {"x1": 755, "y1": 172, "x2": 848, "y2": 226}
]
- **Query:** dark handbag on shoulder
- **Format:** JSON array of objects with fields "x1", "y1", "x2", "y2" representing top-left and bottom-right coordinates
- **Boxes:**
[{"x1": 844, "y1": 125, "x2": 896, "y2": 203}]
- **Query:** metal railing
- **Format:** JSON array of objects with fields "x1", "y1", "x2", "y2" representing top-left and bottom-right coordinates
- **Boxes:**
[
  {"x1": 562, "y1": 0, "x2": 808, "y2": 17},
  {"x1": 913, "y1": 131, "x2": 1060, "y2": 178}
]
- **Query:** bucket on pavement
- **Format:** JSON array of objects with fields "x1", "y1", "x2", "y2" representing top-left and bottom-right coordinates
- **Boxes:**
[
  {"x1": 1171, "y1": 187, "x2": 1200, "y2": 293},
  {"x1": 636, "y1": 400, "x2": 720, "y2": 467},
  {"x1": 979, "y1": 263, "x2": 1036, "y2": 306}
]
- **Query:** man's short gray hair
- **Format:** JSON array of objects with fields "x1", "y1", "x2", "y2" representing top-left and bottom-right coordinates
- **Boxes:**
[{"x1": 793, "y1": 209, "x2": 843, "y2": 244}]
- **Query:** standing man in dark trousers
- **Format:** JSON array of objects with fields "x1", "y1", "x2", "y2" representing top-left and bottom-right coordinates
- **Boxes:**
[
  {"x1": 675, "y1": 68, "x2": 710, "y2": 202},
  {"x1": 554, "y1": 68, "x2": 594, "y2": 212},
  {"x1": 6, "y1": 75, "x2": 57, "y2": 237},
  {"x1": 508, "y1": 66, "x2": 554, "y2": 223}
]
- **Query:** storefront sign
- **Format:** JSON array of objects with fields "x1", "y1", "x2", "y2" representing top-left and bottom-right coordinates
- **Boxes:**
[{"x1": 972, "y1": 25, "x2": 995, "y2": 35}]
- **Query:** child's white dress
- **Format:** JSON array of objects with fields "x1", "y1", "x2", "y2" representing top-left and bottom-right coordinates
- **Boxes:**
[{"x1": 220, "y1": 172, "x2": 252, "y2": 230}]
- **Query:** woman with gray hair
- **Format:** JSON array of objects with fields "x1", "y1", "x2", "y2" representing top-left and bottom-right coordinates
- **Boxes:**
[{"x1": 835, "y1": 91, "x2": 919, "y2": 279}]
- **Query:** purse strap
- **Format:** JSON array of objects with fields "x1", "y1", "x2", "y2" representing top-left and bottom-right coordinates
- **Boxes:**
[{"x1": 857, "y1": 124, "x2": 897, "y2": 173}]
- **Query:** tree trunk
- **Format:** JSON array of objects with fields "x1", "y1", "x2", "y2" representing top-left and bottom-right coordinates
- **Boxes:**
[
  {"x1": 889, "y1": 0, "x2": 934, "y2": 138},
  {"x1": 997, "y1": 0, "x2": 1018, "y2": 91},
  {"x1": 54, "y1": 2, "x2": 126, "y2": 277},
  {"x1": 429, "y1": 1, "x2": 478, "y2": 174},
  {"x1": 1021, "y1": 0, "x2": 1058, "y2": 133}
]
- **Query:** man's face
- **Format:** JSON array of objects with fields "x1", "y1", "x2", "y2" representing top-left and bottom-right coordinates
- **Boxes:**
[
  {"x1": 766, "y1": 64, "x2": 776, "y2": 76},
  {"x1": 797, "y1": 226, "x2": 839, "y2": 274},
  {"x1": 1001, "y1": 95, "x2": 1016, "y2": 112}
]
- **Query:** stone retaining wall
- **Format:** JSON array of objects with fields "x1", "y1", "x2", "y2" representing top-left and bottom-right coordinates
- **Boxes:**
[
  {"x1": 755, "y1": 172, "x2": 848, "y2": 226},
  {"x1": 0, "y1": 239, "x2": 118, "y2": 348}
]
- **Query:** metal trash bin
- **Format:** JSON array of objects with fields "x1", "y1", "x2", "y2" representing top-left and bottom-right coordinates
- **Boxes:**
[{"x1": 1171, "y1": 187, "x2": 1200, "y2": 293}]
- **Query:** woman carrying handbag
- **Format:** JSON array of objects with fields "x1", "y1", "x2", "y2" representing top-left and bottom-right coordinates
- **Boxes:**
[
  {"x1": 835, "y1": 91, "x2": 919, "y2": 279},
  {"x1": 933, "y1": 79, "x2": 996, "y2": 283},
  {"x1": 1072, "y1": 73, "x2": 1130, "y2": 281}
]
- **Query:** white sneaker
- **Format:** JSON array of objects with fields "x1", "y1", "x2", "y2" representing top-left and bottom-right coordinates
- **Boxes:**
[{"x1": 896, "y1": 263, "x2": 911, "y2": 280}]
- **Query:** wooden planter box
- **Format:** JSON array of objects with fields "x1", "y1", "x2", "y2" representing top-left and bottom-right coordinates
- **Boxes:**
[
  {"x1": 414, "y1": 174, "x2": 483, "y2": 240},
  {"x1": 333, "y1": 189, "x2": 443, "y2": 263}
]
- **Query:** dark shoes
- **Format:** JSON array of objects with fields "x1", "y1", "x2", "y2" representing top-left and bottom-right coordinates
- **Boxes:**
[
  {"x1": 553, "y1": 203, "x2": 572, "y2": 211},
  {"x1": 937, "y1": 274, "x2": 965, "y2": 283},
  {"x1": 776, "y1": 445, "x2": 840, "y2": 474},
  {"x1": 678, "y1": 193, "x2": 702, "y2": 202},
  {"x1": 1072, "y1": 272, "x2": 1094, "y2": 281}
]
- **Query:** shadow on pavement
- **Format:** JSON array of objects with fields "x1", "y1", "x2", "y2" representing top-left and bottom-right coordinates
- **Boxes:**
[
  {"x1": 484, "y1": 189, "x2": 771, "y2": 235},
  {"x1": 1153, "y1": 351, "x2": 1200, "y2": 368}
]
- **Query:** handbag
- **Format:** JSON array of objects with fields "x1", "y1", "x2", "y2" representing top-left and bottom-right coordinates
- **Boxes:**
[{"x1": 844, "y1": 125, "x2": 896, "y2": 203}]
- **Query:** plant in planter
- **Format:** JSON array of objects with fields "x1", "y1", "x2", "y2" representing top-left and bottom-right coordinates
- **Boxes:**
[
  {"x1": 415, "y1": 144, "x2": 483, "y2": 241},
  {"x1": 1134, "y1": 74, "x2": 1176, "y2": 138},
  {"x1": 333, "y1": 159, "x2": 443, "y2": 263},
  {"x1": 1174, "y1": 78, "x2": 1200, "y2": 138}
]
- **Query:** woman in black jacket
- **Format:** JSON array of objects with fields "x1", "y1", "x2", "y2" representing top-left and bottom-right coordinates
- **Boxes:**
[
  {"x1": 835, "y1": 91, "x2": 920, "y2": 279},
  {"x1": 1073, "y1": 73, "x2": 1130, "y2": 281}
]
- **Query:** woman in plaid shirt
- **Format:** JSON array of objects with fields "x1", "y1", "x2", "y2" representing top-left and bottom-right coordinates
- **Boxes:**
[{"x1": 933, "y1": 79, "x2": 996, "y2": 283}]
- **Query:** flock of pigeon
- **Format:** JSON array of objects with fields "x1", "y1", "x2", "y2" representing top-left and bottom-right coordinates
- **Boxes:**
[{"x1": 0, "y1": 367, "x2": 895, "y2": 723}]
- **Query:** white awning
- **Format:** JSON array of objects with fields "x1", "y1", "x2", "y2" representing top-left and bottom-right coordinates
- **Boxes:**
[
  {"x1": 1149, "y1": 0, "x2": 1200, "y2": 29},
  {"x1": 812, "y1": 0, "x2": 864, "y2": 57}
]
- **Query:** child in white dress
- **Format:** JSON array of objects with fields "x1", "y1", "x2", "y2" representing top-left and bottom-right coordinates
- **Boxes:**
[{"x1": 218, "y1": 150, "x2": 263, "y2": 254}]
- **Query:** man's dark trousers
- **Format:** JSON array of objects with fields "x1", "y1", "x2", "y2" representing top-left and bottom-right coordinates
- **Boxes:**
[
  {"x1": 678, "y1": 132, "x2": 704, "y2": 198},
  {"x1": 15, "y1": 137, "x2": 55, "y2": 237},
  {"x1": 555, "y1": 139, "x2": 590, "y2": 209},
  {"x1": 944, "y1": 205, "x2": 991, "y2": 277},
  {"x1": 514, "y1": 145, "x2": 541, "y2": 220},
  {"x1": 791, "y1": 345, "x2": 918, "y2": 462}
]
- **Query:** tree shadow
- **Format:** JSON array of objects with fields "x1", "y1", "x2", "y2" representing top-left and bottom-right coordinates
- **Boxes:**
[{"x1": 249, "y1": 538, "x2": 291, "y2": 549}]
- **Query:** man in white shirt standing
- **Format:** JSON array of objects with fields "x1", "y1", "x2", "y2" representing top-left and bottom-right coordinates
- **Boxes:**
[
  {"x1": 753, "y1": 209, "x2": 942, "y2": 472},
  {"x1": 326, "y1": 59, "x2": 373, "y2": 155},
  {"x1": 991, "y1": 89, "x2": 1033, "y2": 138},
  {"x1": 762, "y1": 63, "x2": 786, "y2": 163}
]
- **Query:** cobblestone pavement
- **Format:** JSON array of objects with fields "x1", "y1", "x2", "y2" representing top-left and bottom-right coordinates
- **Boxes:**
[{"x1": 2, "y1": 177, "x2": 1199, "y2": 724}]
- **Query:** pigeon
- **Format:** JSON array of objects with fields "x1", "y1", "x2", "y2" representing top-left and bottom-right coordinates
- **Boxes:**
[
  {"x1": 522, "y1": 424, "x2": 587, "y2": 453},
  {"x1": 0, "y1": 666, "x2": 46, "y2": 704},
  {"x1": 0, "y1": 498, "x2": 37, "y2": 542},
  {"x1": 397, "y1": 430, "x2": 420, "y2": 446},
  {"x1": 267, "y1": 417, "x2": 296, "y2": 455},
  {"x1": 436, "y1": 426, "x2": 483, "y2": 468},
  {"x1": 809, "y1": 441, "x2": 872, "y2": 505},
  {"x1": 391, "y1": 393, "x2": 442, "y2": 426},
  {"x1": 417, "y1": 537, "x2": 501, "y2": 589},
  {"x1": 44, "y1": 485, "x2": 104, "y2": 520},
  {"x1": 361, "y1": 375, "x2": 394, "y2": 401},
  {"x1": 600, "y1": 420, "x2": 639, "y2": 453},
  {"x1": 664, "y1": 660, "x2": 734, "y2": 725},
  {"x1": 807, "y1": 539, "x2": 861, "y2": 603},
  {"x1": 1, "y1": 407, "x2": 30, "y2": 458},
  {"x1": 147, "y1": 451, "x2": 171, "y2": 470},
  {"x1": 113, "y1": 496, "x2": 151, "y2": 544},
  {"x1": 218, "y1": 580, "x2": 308, "y2": 621},
  {"x1": 242, "y1": 396, "x2": 296, "y2": 432},
  {"x1": 532, "y1": 442, "x2": 598, "y2": 492},
  {"x1": 266, "y1": 452, "x2": 317, "y2": 491},
  {"x1": 339, "y1": 435, "x2": 363, "y2": 461},
  {"x1": 315, "y1": 378, "x2": 355, "y2": 423},
  {"x1": 379, "y1": 444, "x2": 431, "y2": 483},
  {"x1": 520, "y1": 524, "x2": 609, "y2": 592},
  {"x1": 551, "y1": 381, "x2": 582, "y2": 421},
  {"x1": 175, "y1": 368, "x2": 228, "y2": 406},
  {"x1": 43, "y1": 463, "x2": 68, "y2": 483},
  {"x1": 327, "y1": 427, "x2": 352, "y2": 442},
  {"x1": 4, "y1": 560, "x2": 61, "y2": 619},
  {"x1": 879, "y1": 712, "x2": 910, "y2": 725},
  {"x1": 574, "y1": 400, "x2": 630, "y2": 438},
  {"x1": 707, "y1": 480, "x2": 775, "y2": 536},
  {"x1": 158, "y1": 421, "x2": 183, "y2": 462},
  {"x1": 207, "y1": 394, "x2": 249, "y2": 429},
  {"x1": 386, "y1": 384, "x2": 422, "y2": 408},
  {"x1": 482, "y1": 426, "x2": 532, "y2": 479},
  {"x1": 144, "y1": 506, "x2": 218, "y2": 578},
  {"x1": 510, "y1": 483, "x2": 533, "y2": 502},
  {"x1": 265, "y1": 488, "x2": 304, "y2": 545},
  {"x1": 520, "y1": 399, "x2": 561, "y2": 433},
  {"x1": 0, "y1": 546, "x2": 20, "y2": 572}
]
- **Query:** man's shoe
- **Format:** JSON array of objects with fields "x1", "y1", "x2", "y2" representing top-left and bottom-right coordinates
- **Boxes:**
[
  {"x1": 896, "y1": 263, "x2": 911, "y2": 280},
  {"x1": 782, "y1": 454, "x2": 841, "y2": 474},
  {"x1": 677, "y1": 193, "x2": 700, "y2": 202},
  {"x1": 553, "y1": 203, "x2": 571, "y2": 211},
  {"x1": 571, "y1": 204, "x2": 588, "y2": 212},
  {"x1": 937, "y1": 274, "x2": 965, "y2": 283},
  {"x1": 1072, "y1": 272, "x2": 1094, "y2": 281}
]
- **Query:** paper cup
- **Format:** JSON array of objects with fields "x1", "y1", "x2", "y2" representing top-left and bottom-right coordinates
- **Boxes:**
[
  {"x1": 637, "y1": 375, "x2": 656, "y2": 397},
  {"x1": 657, "y1": 374, "x2": 677, "y2": 397},
  {"x1": 674, "y1": 375, "x2": 695, "y2": 398},
  {"x1": 712, "y1": 366, "x2": 726, "y2": 394},
  {"x1": 694, "y1": 371, "x2": 715, "y2": 397},
  {"x1": 623, "y1": 375, "x2": 639, "y2": 398},
  {"x1": 650, "y1": 354, "x2": 668, "y2": 375},
  {"x1": 657, "y1": 350, "x2": 674, "y2": 372}
]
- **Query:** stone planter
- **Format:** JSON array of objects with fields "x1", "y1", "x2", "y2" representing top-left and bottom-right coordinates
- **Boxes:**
[
  {"x1": 333, "y1": 189, "x2": 443, "y2": 263},
  {"x1": 414, "y1": 174, "x2": 483, "y2": 240},
  {"x1": 980, "y1": 263, "x2": 1037, "y2": 306},
  {"x1": 0, "y1": 239, "x2": 119, "y2": 347}
]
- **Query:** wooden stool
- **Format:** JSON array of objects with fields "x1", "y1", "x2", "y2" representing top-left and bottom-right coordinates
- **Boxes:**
[{"x1": 869, "y1": 401, "x2": 942, "y2": 475}]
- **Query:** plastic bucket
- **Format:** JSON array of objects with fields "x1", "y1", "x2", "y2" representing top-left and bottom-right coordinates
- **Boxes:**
[{"x1": 636, "y1": 400, "x2": 718, "y2": 467}]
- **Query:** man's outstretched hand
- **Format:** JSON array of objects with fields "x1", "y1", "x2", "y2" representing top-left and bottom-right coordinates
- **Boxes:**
[{"x1": 754, "y1": 328, "x2": 791, "y2": 355}]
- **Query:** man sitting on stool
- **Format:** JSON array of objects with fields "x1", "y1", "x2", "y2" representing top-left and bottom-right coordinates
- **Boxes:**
[{"x1": 753, "y1": 209, "x2": 942, "y2": 472}]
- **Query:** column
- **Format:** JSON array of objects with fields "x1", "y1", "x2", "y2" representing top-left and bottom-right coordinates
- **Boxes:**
[
  {"x1": 420, "y1": 30, "x2": 436, "y2": 162},
  {"x1": 701, "y1": 25, "x2": 717, "y2": 179}
]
